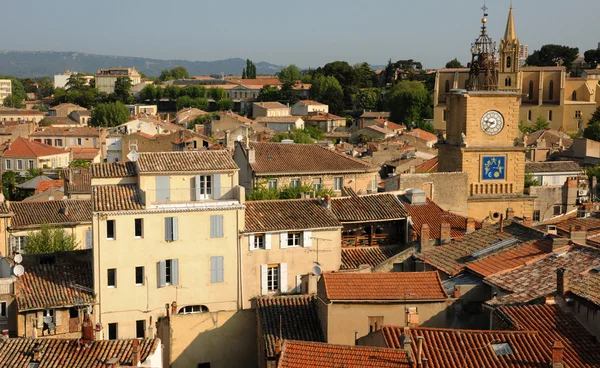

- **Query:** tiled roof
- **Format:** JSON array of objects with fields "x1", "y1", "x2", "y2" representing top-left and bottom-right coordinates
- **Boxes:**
[
  {"x1": 466, "y1": 239, "x2": 553, "y2": 278},
  {"x1": 39, "y1": 116, "x2": 80, "y2": 126},
  {"x1": 321, "y1": 271, "x2": 447, "y2": 301},
  {"x1": 400, "y1": 197, "x2": 481, "y2": 240},
  {"x1": 0, "y1": 202, "x2": 11, "y2": 215},
  {"x1": 3, "y1": 137, "x2": 67, "y2": 158},
  {"x1": 303, "y1": 113, "x2": 344, "y2": 121},
  {"x1": 218, "y1": 111, "x2": 254, "y2": 124},
  {"x1": 407, "y1": 128, "x2": 437, "y2": 142},
  {"x1": 50, "y1": 103, "x2": 85, "y2": 111},
  {"x1": 244, "y1": 199, "x2": 340, "y2": 233},
  {"x1": 246, "y1": 142, "x2": 378, "y2": 174},
  {"x1": 9, "y1": 200, "x2": 92, "y2": 228},
  {"x1": 92, "y1": 184, "x2": 144, "y2": 212},
  {"x1": 90, "y1": 162, "x2": 137, "y2": 178},
  {"x1": 136, "y1": 151, "x2": 238, "y2": 173},
  {"x1": 539, "y1": 216, "x2": 600, "y2": 235},
  {"x1": 341, "y1": 245, "x2": 406, "y2": 270},
  {"x1": 497, "y1": 304, "x2": 600, "y2": 367},
  {"x1": 524, "y1": 129, "x2": 573, "y2": 148},
  {"x1": 255, "y1": 116, "x2": 303, "y2": 123},
  {"x1": 414, "y1": 156, "x2": 438, "y2": 173},
  {"x1": 525, "y1": 161, "x2": 582, "y2": 173},
  {"x1": 278, "y1": 340, "x2": 412, "y2": 368},
  {"x1": 253, "y1": 102, "x2": 289, "y2": 109},
  {"x1": 0, "y1": 338, "x2": 159, "y2": 367},
  {"x1": 378, "y1": 326, "x2": 551, "y2": 368},
  {"x1": 366, "y1": 125, "x2": 395, "y2": 135},
  {"x1": 373, "y1": 119, "x2": 406, "y2": 131},
  {"x1": 63, "y1": 167, "x2": 91, "y2": 194},
  {"x1": 568, "y1": 272, "x2": 600, "y2": 306},
  {"x1": 35, "y1": 180, "x2": 64, "y2": 194},
  {"x1": 256, "y1": 295, "x2": 325, "y2": 358},
  {"x1": 70, "y1": 147, "x2": 100, "y2": 161},
  {"x1": 16, "y1": 256, "x2": 93, "y2": 311},
  {"x1": 486, "y1": 245, "x2": 600, "y2": 305},
  {"x1": 330, "y1": 194, "x2": 407, "y2": 223},
  {"x1": 296, "y1": 100, "x2": 326, "y2": 106},
  {"x1": 360, "y1": 111, "x2": 390, "y2": 119},
  {"x1": 416, "y1": 221, "x2": 545, "y2": 276},
  {"x1": 16, "y1": 175, "x2": 53, "y2": 190},
  {"x1": 30, "y1": 126, "x2": 100, "y2": 137},
  {"x1": 0, "y1": 109, "x2": 46, "y2": 116}
]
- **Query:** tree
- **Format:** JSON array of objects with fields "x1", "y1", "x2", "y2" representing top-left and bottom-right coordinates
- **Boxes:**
[
  {"x1": 209, "y1": 87, "x2": 226, "y2": 101},
  {"x1": 245, "y1": 59, "x2": 257, "y2": 79},
  {"x1": 310, "y1": 74, "x2": 344, "y2": 114},
  {"x1": 520, "y1": 115, "x2": 550, "y2": 134},
  {"x1": 353, "y1": 62, "x2": 375, "y2": 88},
  {"x1": 589, "y1": 105, "x2": 600, "y2": 125},
  {"x1": 170, "y1": 66, "x2": 190, "y2": 80},
  {"x1": 445, "y1": 58, "x2": 464, "y2": 68},
  {"x1": 257, "y1": 85, "x2": 280, "y2": 102},
  {"x1": 278, "y1": 65, "x2": 301, "y2": 83},
  {"x1": 217, "y1": 98, "x2": 234, "y2": 111},
  {"x1": 111, "y1": 77, "x2": 133, "y2": 104},
  {"x1": 25, "y1": 168, "x2": 44, "y2": 181},
  {"x1": 2, "y1": 171, "x2": 18, "y2": 200},
  {"x1": 3, "y1": 95, "x2": 23, "y2": 108},
  {"x1": 270, "y1": 128, "x2": 314, "y2": 144},
  {"x1": 159, "y1": 69, "x2": 172, "y2": 81},
  {"x1": 184, "y1": 85, "x2": 206, "y2": 98},
  {"x1": 65, "y1": 73, "x2": 88, "y2": 91},
  {"x1": 138, "y1": 84, "x2": 157, "y2": 102},
  {"x1": 526, "y1": 45, "x2": 579, "y2": 71},
  {"x1": 524, "y1": 171, "x2": 540, "y2": 188},
  {"x1": 90, "y1": 101, "x2": 131, "y2": 127},
  {"x1": 37, "y1": 77, "x2": 54, "y2": 98},
  {"x1": 584, "y1": 49, "x2": 600, "y2": 69},
  {"x1": 69, "y1": 159, "x2": 90, "y2": 169},
  {"x1": 387, "y1": 81, "x2": 430, "y2": 126},
  {"x1": 279, "y1": 81, "x2": 298, "y2": 106},
  {"x1": 358, "y1": 88, "x2": 380, "y2": 110},
  {"x1": 25, "y1": 223, "x2": 78, "y2": 254},
  {"x1": 176, "y1": 96, "x2": 194, "y2": 111}
]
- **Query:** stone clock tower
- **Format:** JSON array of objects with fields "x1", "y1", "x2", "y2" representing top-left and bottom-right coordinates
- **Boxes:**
[{"x1": 438, "y1": 7, "x2": 533, "y2": 221}]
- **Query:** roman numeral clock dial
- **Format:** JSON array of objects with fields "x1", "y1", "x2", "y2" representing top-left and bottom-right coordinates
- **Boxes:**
[{"x1": 480, "y1": 110, "x2": 504, "y2": 135}]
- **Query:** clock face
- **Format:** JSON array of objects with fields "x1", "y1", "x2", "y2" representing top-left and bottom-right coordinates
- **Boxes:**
[{"x1": 480, "y1": 110, "x2": 504, "y2": 135}]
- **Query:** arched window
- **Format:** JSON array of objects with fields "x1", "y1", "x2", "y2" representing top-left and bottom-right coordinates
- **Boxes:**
[
  {"x1": 444, "y1": 80, "x2": 450, "y2": 93},
  {"x1": 506, "y1": 56, "x2": 512, "y2": 69},
  {"x1": 529, "y1": 81, "x2": 534, "y2": 100},
  {"x1": 508, "y1": 77, "x2": 512, "y2": 87},
  {"x1": 178, "y1": 305, "x2": 209, "y2": 314},
  {"x1": 549, "y1": 80, "x2": 554, "y2": 100},
  {"x1": 572, "y1": 91, "x2": 577, "y2": 101}
]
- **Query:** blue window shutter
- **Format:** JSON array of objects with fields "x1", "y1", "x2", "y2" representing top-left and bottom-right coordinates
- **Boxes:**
[
  {"x1": 210, "y1": 257, "x2": 217, "y2": 283},
  {"x1": 213, "y1": 174, "x2": 221, "y2": 199},
  {"x1": 217, "y1": 215, "x2": 223, "y2": 238},
  {"x1": 171, "y1": 259, "x2": 179, "y2": 286},
  {"x1": 217, "y1": 256, "x2": 224, "y2": 282},
  {"x1": 194, "y1": 175, "x2": 201, "y2": 200},
  {"x1": 156, "y1": 176, "x2": 170, "y2": 202},
  {"x1": 158, "y1": 260, "x2": 166, "y2": 288},
  {"x1": 165, "y1": 218, "x2": 172, "y2": 241},
  {"x1": 210, "y1": 215, "x2": 224, "y2": 238},
  {"x1": 172, "y1": 217, "x2": 178, "y2": 241},
  {"x1": 210, "y1": 217, "x2": 215, "y2": 238}
]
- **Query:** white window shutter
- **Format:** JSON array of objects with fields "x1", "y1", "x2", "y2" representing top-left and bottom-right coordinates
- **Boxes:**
[
  {"x1": 213, "y1": 174, "x2": 221, "y2": 199},
  {"x1": 165, "y1": 218, "x2": 172, "y2": 242},
  {"x1": 194, "y1": 175, "x2": 201, "y2": 200},
  {"x1": 260, "y1": 264, "x2": 268, "y2": 295},
  {"x1": 303, "y1": 231, "x2": 312, "y2": 247},
  {"x1": 296, "y1": 275, "x2": 303, "y2": 293},
  {"x1": 265, "y1": 233, "x2": 272, "y2": 250},
  {"x1": 55, "y1": 310, "x2": 62, "y2": 326},
  {"x1": 280, "y1": 232, "x2": 288, "y2": 249},
  {"x1": 280, "y1": 263, "x2": 288, "y2": 292},
  {"x1": 158, "y1": 260, "x2": 166, "y2": 288},
  {"x1": 172, "y1": 217, "x2": 179, "y2": 241},
  {"x1": 248, "y1": 234, "x2": 255, "y2": 251},
  {"x1": 85, "y1": 230, "x2": 92, "y2": 249},
  {"x1": 172, "y1": 259, "x2": 179, "y2": 285}
]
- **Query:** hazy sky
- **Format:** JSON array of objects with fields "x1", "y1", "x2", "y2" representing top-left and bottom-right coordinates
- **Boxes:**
[{"x1": 3, "y1": 0, "x2": 599, "y2": 69}]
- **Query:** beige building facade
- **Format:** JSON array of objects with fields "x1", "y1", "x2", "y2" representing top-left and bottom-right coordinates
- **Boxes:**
[
  {"x1": 252, "y1": 102, "x2": 291, "y2": 118},
  {"x1": 0, "y1": 109, "x2": 46, "y2": 123},
  {"x1": 95, "y1": 67, "x2": 142, "y2": 94},
  {"x1": 0, "y1": 80, "x2": 11, "y2": 106}
]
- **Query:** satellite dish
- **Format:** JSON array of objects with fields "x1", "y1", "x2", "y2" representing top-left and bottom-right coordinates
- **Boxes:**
[
  {"x1": 13, "y1": 264, "x2": 24, "y2": 277},
  {"x1": 127, "y1": 149, "x2": 140, "y2": 162},
  {"x1": 14, "y1": 254, "x2": 22, "y2": 264},
  {"x1": 48, "y1": 196, "x2": 55, "y2": 201},
  {"x1": 312, "y1": 265, "x2": 322, "y2": 276},
  {"x1": 237, "y1": 135, "x2": 243, "y2": 142}
]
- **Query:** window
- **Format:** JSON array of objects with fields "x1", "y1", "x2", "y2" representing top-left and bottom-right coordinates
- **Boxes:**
[
  {"x1": 575, "y1": 111, "x2": 582, "y2": 118},
  {"x1": 107, "y1": 323, "x2": 118, "y2": 340},
  {"x1": 178, "y1": 305, "x2": 209, "y2": 314},
  {"x1": 4, "y1": 159, "x2": 10, "y2": 170},
  {"x1": 10, "y1": 236, "x2": 27, "y2": 254},
  {"x1": 135, "y1": 266, "x2": 144, "y2": 285},
  {"x1": 549, "y1": 110, "x2": 553, "y2": 121},
  {"x1": 267, "y1": 179, "x2": 277, "y2": 190},
  {"x1": 290, "y1": 178, "x2": 300, "y2": 188},
  {"x1": 491, "y1": 342, "x2": 514, "y2": 356},
  {"x1": 136, "y1": 320, "x2": 145, "y2": 338},
  {"x1": 267, "y1": 264, "x2": 279, "y2": 292},
  {"x1": 506, "y1": 56, "x2": 512, "y2": 69},
  {"x1": 334, "y1": 177, "x2": 343, "y2": 191},
  {"x1": 443, "y1": 109, "x2": 447, "y2": 121},
  {"x1": 287, "y1": 232, "x2": 302, "y2": 247},
  {"x1": 28, "y1": 160, "x2": 34, "y2": 169},
  {"x1": 43, "y1": 309, "x2": 55, "y2": 325},
  {"x1": 155, "y1": 175, "x2": 171, "y2": 202},
  {"x1": 16, "y1": 160, "x2": 23, "y2": 170},
  {"x1": 549, "y1": 80, "x2": 554, "y2": 100},
  {"x1": 107, "y1": 269, "x2": 116, "y2": 288},
  {"x1": 55, "y1": 139, "x2": 63, "y2": 147},
  {"x1": 444, "y1": 80, "x2": 450, "y2": 93},
  {"x1": 554, "y1": 205, "x2": 561, "y2": 216},
  {"x1": 312, "y1": 178, "x2": 322, "y2": 191},
  {"x1": 106, "y1": 220, "x2": 115, "y2": 240},
  {"x1": 210, "y1": 215, "x2": 223, "y2": 238},
  {"x1": 210, "y1": 256, "x2": 224, "y2": 283},
  {"x1": 164, "y1": 217, "x2": 178, "y2": 242},
  {"x1": 368, "y1": 316, "x2": 384, "y2": 333},
  {"x1": 504, "y1": 77, "x2": 511, "y2": 87},
  {"x1": 44, "y1": 139, "x2": 52, "y2": 145},
  {"x1": 528, "y1": 110, "x2": 532, "y2": 121},
  {"x1": 133, "y1": 218, "x2": 143, "y2": 238},
  {"x1": 529, "y1": 81, "x2": 534, "y2": 100},
  {"x1": 158, "y1": 259, "x2": 179, "y2": 287},
  {"x1": 0, "y1": 302, "x2": 6, "y2": 319},
  {"x1": 572, "y1": 91, "x2": 577, "y2": 101},
  {"x1": 533, "y1": 210, "x2": 541, "y2": 222},
  {"x1": 194, "y1": 175, "x2": 212, "y2": 200},
  {"x1": 252, "y1": 234, "x2": 265, "y2": 250}
]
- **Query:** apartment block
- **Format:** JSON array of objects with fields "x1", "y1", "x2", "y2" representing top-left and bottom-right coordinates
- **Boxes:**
[
  {"x1": 0, "y1": 79, "x2": 11, "y2": 106},
  {"x1": 95, "y1": 67, "x2": 141, "y2": 94}
]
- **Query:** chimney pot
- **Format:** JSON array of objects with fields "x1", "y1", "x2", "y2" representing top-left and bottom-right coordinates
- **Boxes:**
[
  {"x1": 506, "y1": 208, "x2": 515, "y2": 218},
  {"x1": 523, "y1": 216, "x2": 532, "y2": 227},
  {"x1": 171, "y1": 301, "x2": 177, "y2": 315},
  {"x1": 420, "y1": 224, "x2": 431, "y2": 253},
  {"x1": 556, "y1": 268, "x2": 568, "y2": 297},
  {"x1": 552, "y1": 340, "x2": 565, "y2": 367},
  {"x1": 466, "y1": 217, "x2": 476, "y2": 233},
  {"x1": 132, "y1": 339, "x2": 140, "y2": 366},
  {"x1": 440, "y1": 222, "x2": 451, "y2": 244}
]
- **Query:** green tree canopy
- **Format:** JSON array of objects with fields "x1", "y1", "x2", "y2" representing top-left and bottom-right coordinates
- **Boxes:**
[
  {"x1": 209, "y1": 87, "x2": 226, "y2": 101},
  {"x1": 25, "y1": 168, "x2": 44, "y2": 181},
  {"x1": 353, "y1": 62, "x2": 375, "y2": 88},
  {"x1": 278, "y1": 65, "x2": 301, "y2": 83},
  {"x1": 526, "y1": 44, "x2": 579, "y2": 71},
  {"x1": 445, "y1": 58, "x2": 464, "y2": 68},
  {"x1": 111, "y1": 77, "x2": 134, "y2": 104},
  {"x1": 217, "y1": 98, "x2": 234, "y2": 111},
  {"x1": 185, "y1": 85, "x2": 206, "y2": 98},
  {"x1": 270, "y1": 128, "x2": 314, "y2": 144},
  {"x1": 69, "y1": 159, "x2": 91, "y2": 169},
  {"x1": 90, "y1": 101, "x2": 131, "y2": 127},
  {"x1": 37, "y1": 77, "x2": 55, "y2": 98},
  {"x1": 310, "y1": 74, "x2": 344, "y2": 114},
  {"x1": 387, "y1": 81, "x2": 430, "y2": 126},
  {"x1": 257, "y1": 85, "x2": 280, "y2": 102},
  {"x1": 358, "y1": 88, "x2": 380, "y2": 110},
  {"x1": 519, "y1": 115, "x2": 550, "y2": 134},
  {"x1": 65, "y1": 73, "x2": 88, "y2": 91},
  {"x1": 3, "y1": 95, "x2": 23, "y2": 108},
  {"x1": 25, "y1": 223, "x2": 78, "y2": 254},
  {"x1": 138, "y1": 84, "x2": 157, "y2": 102},
  {"x1": 170, "y1": 66, "x2": 189, "y2": 80},
  {"x1": 2, "y1": 171, "x2": 18, "y2": 200},
  {"x1": 584, "y1": 49, "x2": 600, "y2": 69},
  {"x1": 245, "y1": 59, "x2": 257, "y2": 79},
  {"x1": 279, "y1": 81, "x2": 299, "y2": 106}
]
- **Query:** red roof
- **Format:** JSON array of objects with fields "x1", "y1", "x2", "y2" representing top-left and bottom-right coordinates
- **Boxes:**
[
  {"x1": 414, "y1": 157, "x2": 438, "y2": 173},
  {"x1": 341, "y1": 245, "x2": 406, "y2": 270},
  {"x1": 407, "y1": 128, "x2": 437, "y2": 142},
  {"x1": 35, "y1": 180, "x2": 63, "y2": 194},
  {"x1": 321, "y1": 271, "x2": 447, "y2": 301},
  {"x1": 70, "y1": 147, "x2": 100, "y2": 161},
  {"x1": 278, "y1": 340, "x2": 412, "y2": 368},
  {"x1": 3, "y1": 137, "x2": 67, "y2": 158}
]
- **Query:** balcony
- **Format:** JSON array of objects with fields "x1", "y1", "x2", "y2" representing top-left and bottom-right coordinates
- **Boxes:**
[
  {"x1": 144, "y1": 186, "x2": 244, "y2": 209},
  {"x1": 0, "y1": 278, "x2": 14, "y2": 295}
]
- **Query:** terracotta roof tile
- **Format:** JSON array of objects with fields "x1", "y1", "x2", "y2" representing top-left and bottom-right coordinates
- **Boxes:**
[
  {"x1": 9, "y1": 199, "x2": 92, "y2": 228},
  {"x1": 30, "y1": 126, "x2": 100, "y2": 137},
  {"x1": 568, "y1": 272, "x2": 600, "y2": 306},
  {"x1": 70, "y1": 147, "x2": 100, "y2": 160},
  {"x1": 253, "y1": 102, "x2": 288, "y2": 109},
  {"x1": 366, "y1": 125, "x2": 395, "y2": 135},
  {"x1": 360, "y1": 111, "x2": 390, "y2": 119},
  {"x1": 330, "y1": 194, "x2": 407, "y2": 223},
  {"x1": 256, "y1": 295, "x2": 325, "y2": 358},
  {"x1": 341, "y1": 245, "x2": 406, "y2": 270},
  {"x1": 0, "y1": 337, "x2": 159, "y2": 367},
  {"x1": 244, "y1": 199, "x2": 340, "y2": 233},
  {"x1": 525, "y1": 161, "x2": 582, "y2": 173},
  {"x1": 278, "y1": 340, "x2": 412, "y2": 368},
  {"x1": 497, "y1": 304, "x2": 600, "y2": 367},
  {"x1": 407, "y1": 128, "x2": 437, "y2": 142},
  {"x1": 414, "y1": 156, "x2": 438, "y2": 173},
  {"x1": 322, "y1": 271, "x2": 447, "y2": 301},
  {"x1": 246, "y1": 142, "x2": 378, "y2": 174},
  {"x1": 63, "y1": 167, "x2": 91, "y2": 194},
  {"x1": 90, "y1": 162, "x2": 137, "y2": 178},
  {"x1": 524, "y1": 129, "x2": 573, "y2": 148},
  {"x1": 3, "y1": 137, "x2": 67, "y2": 158},
  {"x1": 400, "y1": 197, "x2": 481, "y2": 240},
  {"x1": 466, "y1": 239, "x2": 553, "y2": 277},
  {"x1": 39, "y1": 116, "x2": 80, "y2": 126},
  {"x1": 0, "y1": 109, "x2": 46, "y2": 116},
  {"x1": 218, "y1": 111, "x2": 254, "y2": 124},
  {"x1": 255, "y1": 116, "x2": 303, "y2": 123},
  {"x1": 296, "y1": 100, "x2": 326, "y2": 106},
  {"x1": 136, "y1": 151, "x2": 238, "y2": 173},
  {"x1": 93, "y1": 184, "x2": 144, "y2": 212},
  {"x1": 377, "y1": 326, "x2": 551, "y2": 367},
  {"x1": 303, "y1": 113, "x2": 345, "y2": 121},
  {"x1": 35, "y1": 180, "x2": 64, "y2": 194}
]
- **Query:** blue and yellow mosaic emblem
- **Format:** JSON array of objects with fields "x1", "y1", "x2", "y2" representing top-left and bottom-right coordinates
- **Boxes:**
[{"x1": 482, "y1": 156, "x2": 506, "y2": 180}]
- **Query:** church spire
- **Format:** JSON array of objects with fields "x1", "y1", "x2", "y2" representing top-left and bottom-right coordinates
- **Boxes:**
[{"x1": 504, "y1": 4, "x2": 516, "y2": 41}]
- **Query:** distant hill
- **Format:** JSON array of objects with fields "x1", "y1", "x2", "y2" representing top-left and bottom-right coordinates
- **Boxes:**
[{"x1": 0, "y1": 51, "x2": 284, "y2": 78}]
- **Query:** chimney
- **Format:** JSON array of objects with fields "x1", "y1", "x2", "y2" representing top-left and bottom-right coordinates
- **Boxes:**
[
  {"x1": 466, "y1": 218, "x2": 476, "y2": 233},
  {"x1": 506, "y1": 208, "x2": 515, "y2": 219},
  {"x1": 422, "y1": 358, "x2": 429, "y2": 368},
  {"x1": 453, "y1": 287, "x2": 460, "y2": 299},
  {"x1": 401, "y1": 328, "x2": 412, "y2": 362},
  {"x1": 247, "y1": 147, "x2": 256, "y2": 164},
  {"x1": 1, "y1": 330, "x2": 8, "y2": 341},
  {"x1": 552, "y1": 237, "x2": 569, "y2": 251},
  {"x1": 556, "y1": 268, "x2": 568, "y2": 296},
  {"x1": 440, "y1": 222, "x2": 451, "y2": 244},
  {"x1": 552, "y1": 341, "x2": 565, "y2": 368},
  {"x1": 499, "y1": 214, "x2": 504, "y2": 233},
  {"x1": 81, "y1": 313, "x2": 95, "y2": 342},
  {"x1": 420, "y1": 224, "x2": 431, "y2": 253},
  {"x1": 171, "y1": 301, "x2": 177, "y2": 315},
  {"x1": 417, "y1": 336, "x2": 423, "y2": 366},
  {"x1": 324, "y1": 194, "x2": 331, "y2": 209},
  {"x1": 523, "y1": 216, "x2": 532, "y2": 227},
  {"x1": 569, "y1": 225, "x2": 587, "y2": 245},
  {"x1": 32, "y1": 342, "x2": 42, "y2": 361},
  {"x1": 407, "y1": 308, "x2": 419, "y2": 329},
  {"x1": 132, "y1": 339, "x2": 140, "y2": 366}
]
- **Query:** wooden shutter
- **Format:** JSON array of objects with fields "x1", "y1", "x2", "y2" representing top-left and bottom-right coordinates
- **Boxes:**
[
  {"x1": 155, "y1": 176, "x2": 170, "y2": 202},
  {"x1": 303, "y1": 231, "x2": 312, "y2": 247},
  {"x1": 194, "y1": 175, "x2": 201, "y2": 200},
  {"x1": 260, "y1": 264, "x2": 268, "y2": 295},
  {"x1": 213, "y1": 174, "x2": 221, "y2": 199},
  {"x1": 217, "y1": 256, "x2": 224, "y2": 282},
  {"x1": 36, "y1": 312, "x2": 43, "y2": 328},
  {"x1": 85, "y1": 230, "x2": 92, "y2": 249},
  {"x1": 265, "y1": 233, "x2": 272, "y2": 250},
  {"x1": 210, "y1": 257, "x2": 217, "y2": 283},
  {"x1": 172, "y1": 217, "x2": 178, "y2": 241},
  {"x1": 171, "y1": 259, "x2": 179, "y2": 286},
  {"x1": 164, "y1": 218, "x2": 173, "y2": 241},
  {"x1": 248, "y1": 235, "x2": 255, "y2": 251},
  {"x1": 280, "y1": 232, "x2": 288, "y2": 249},
  {"x1": 158, "y1": 260, "x2": 166, "y2": 288},
  {"x1": 279, "y1": 263, "x2": 288, "y2": 292},
  {"x1": 55, "y1": 309, "x2": 62, "y2": 326},
  {"x1": 210, "y1": 215, "x2": 223, "y2": 238}
]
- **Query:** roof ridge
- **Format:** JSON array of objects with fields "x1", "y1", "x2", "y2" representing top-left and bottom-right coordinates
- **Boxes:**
[{"x1": 382, "y1": 325, "x2": 539, "y2": 334}]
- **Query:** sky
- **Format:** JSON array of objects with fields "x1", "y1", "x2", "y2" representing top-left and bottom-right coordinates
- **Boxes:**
[{"x1": 3, "y1": 0, "x2": 599, "y2": 69}]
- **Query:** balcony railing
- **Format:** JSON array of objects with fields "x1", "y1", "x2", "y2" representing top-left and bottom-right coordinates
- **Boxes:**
[{"x1": 144, "y1": 186, "x2": 242, "y2": 208}]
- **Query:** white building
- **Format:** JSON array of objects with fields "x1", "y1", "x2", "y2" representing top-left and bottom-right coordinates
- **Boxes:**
[{"x1": 0, "y1": 79, "x2": 11, "y2": 105}]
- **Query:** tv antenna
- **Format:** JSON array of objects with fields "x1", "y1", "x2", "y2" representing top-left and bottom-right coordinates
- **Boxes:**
[{"x1": 309, "y1": 236, "x2": 332, "y2": 265}]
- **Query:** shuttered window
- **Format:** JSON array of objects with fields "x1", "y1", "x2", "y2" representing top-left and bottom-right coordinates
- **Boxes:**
[
  {"x1": 106, "y1": 220, "x2": 115, "y2": 240},
  {"x1": 210, "y1": 256, "x2": 224, "y2": 283},
  {"x1": 165, "y1": 217, "x2": 178, "y2": 241},
  {"x1": 210, "y1": 215, "x2": 224, "y2": 238},
  {"x1": 155, "y1": 176, "x2": 171, "y2": 202},
  {"x1": 157, "y1": 259, "x2": 179, "y2": 287}
]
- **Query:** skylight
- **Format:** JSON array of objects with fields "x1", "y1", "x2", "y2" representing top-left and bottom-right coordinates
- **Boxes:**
[
  {"x1": 491, "y1": 342, "x2": 514, "y2": 356},
  {"x1": 470, "y1": 238, "x2": 519, "y2": 258}
]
